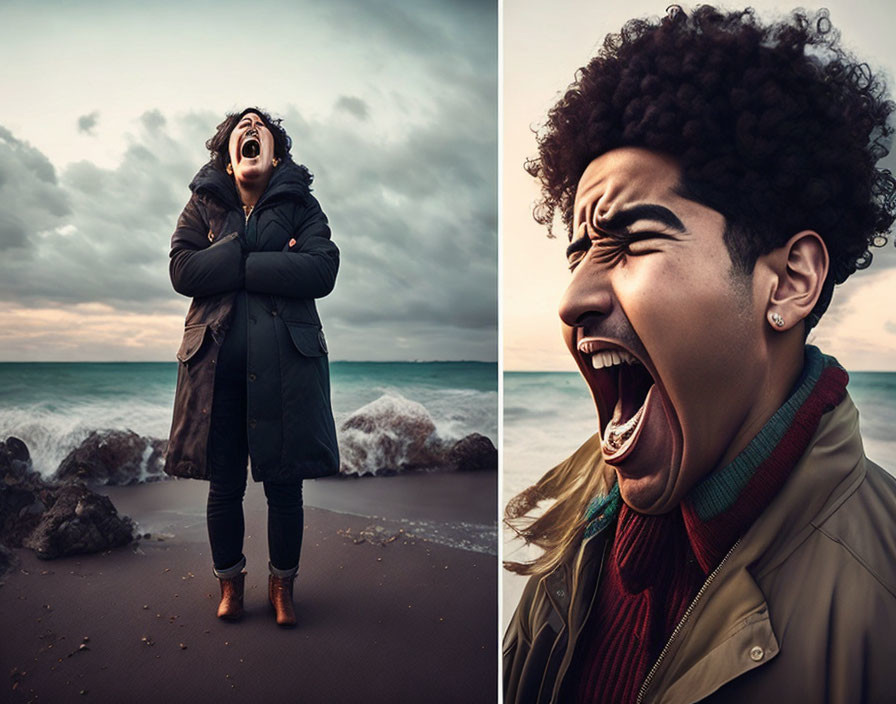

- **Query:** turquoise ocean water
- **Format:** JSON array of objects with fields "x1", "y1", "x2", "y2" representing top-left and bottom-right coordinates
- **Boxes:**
[{"x1": 0, "y1": 362, "x2": 497, "y2": 478}]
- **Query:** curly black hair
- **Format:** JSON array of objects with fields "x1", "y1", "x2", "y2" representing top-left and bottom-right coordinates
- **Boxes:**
[
  {"x1": 527, "y1": 5, "x2": 896, "y2": 330},
  {"x1": 205, "y1": 106, "x2": 307, "y2": 176}
]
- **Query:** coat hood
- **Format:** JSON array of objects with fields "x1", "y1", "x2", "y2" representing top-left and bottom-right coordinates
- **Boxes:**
[{"x1": 189, "y1": 160, "x2": 312, "y2": 210}]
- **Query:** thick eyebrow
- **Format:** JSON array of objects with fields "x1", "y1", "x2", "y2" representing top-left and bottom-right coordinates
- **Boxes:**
[
  {"x1": 596, "y1": 204, "x2": 685, "y2": 233},
  {"x1": 566, "y1": 235, "x2": 590, "y2": 258}
]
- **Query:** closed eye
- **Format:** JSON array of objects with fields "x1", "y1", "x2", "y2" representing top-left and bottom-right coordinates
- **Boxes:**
[
  {"x1": 567, "y1": 230, "x2": 676, "y2": 270},
  {"x1": 594, "y1": 231, "x2": 674, "y2": 259},
  {"x1": 566, "y1": 234, "x2": 591, "y2": 271}
]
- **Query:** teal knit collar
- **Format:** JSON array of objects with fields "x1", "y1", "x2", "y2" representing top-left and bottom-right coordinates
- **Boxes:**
[{"x1": 687, "y1": 345, "x2": 839, "y2": 521}]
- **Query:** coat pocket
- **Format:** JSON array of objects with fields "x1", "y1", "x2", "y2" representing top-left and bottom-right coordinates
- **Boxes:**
[
  {"x1": 176, "y1": 324, "x2": 209, "y2": 363},
  {"x1": 285, "y1": 322, "x2": 327, "y2": 357}
]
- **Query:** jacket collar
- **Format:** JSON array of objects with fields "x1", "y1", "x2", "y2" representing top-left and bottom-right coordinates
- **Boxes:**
[{"x1": 189, "y1": 160, "x2": 311, "y2": 211}]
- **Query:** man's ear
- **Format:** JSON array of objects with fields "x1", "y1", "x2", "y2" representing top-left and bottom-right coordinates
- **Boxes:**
[{"x1": 761, "y1": 231, "x2": 829, "y2": 331}]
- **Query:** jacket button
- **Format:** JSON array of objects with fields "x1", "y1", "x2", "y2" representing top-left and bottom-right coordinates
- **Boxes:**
[
  {"x1": 201, "y1": 408, "x2": 208, "y2": 414},
  {"x1": 749, "y1": 646, "x2": 764, "y2": 662},
  {"x1": 249, "y1": 419, "x2": 257, "y2": 428},
  {"x1": 248, "y1": 373, "x2": 256, "y2": 381},
  {"x1": 556, "y1": 588, "x2": 566, "y2": 599},
  {"x1": 271, "y1": 310, "x2": 278, "y2": 316}
]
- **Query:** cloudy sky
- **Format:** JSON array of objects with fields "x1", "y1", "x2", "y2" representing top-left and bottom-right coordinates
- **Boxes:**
[
  {"x1": 505, "y1": 0, "x2": 896, "y2": 371},
  {"x1": 0, "y1": 0, "x2": 497, "y2": 362}
]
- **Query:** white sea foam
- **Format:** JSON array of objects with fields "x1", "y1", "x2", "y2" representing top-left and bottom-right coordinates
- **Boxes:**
[
  {"x1": 338, "y1": 393, "x2": 447, "y2": 476},
  {"x1": 2, "y1": 385, "x2": 495, "y2": 481},
  {"x1": 0, "y1": 400, "x2": 171, "y2": 479}
]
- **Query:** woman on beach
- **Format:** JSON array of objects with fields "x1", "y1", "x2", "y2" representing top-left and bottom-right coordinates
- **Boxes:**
[{"x1": 164, "y1": 107, "x2": 339, "y2": 627}]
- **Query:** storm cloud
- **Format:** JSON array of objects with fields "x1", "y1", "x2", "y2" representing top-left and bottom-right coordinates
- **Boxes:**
[
  {"x1": 77, "y1": 111, "x2": 99, "y2": 135},
  {"x1": 334, "y1": 96, "x2": 369, "y2": 121},
  {"x1": 0, "y1": 0, "x2": 497, "y2": 361}
]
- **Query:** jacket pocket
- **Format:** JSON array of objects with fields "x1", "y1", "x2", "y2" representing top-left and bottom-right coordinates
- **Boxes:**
[
  {"x1": 176, "y1": 324, "x2": 209, "y2": 363},
  {"x1": 285, "y1": 322, "x2": 327, "y2": 357}
]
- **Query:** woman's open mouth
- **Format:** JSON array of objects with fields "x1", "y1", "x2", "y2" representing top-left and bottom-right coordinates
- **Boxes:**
[
  {"x1": 578, "y1": 339, "x2": 656, "y2": 463},
  {"x1": 241, "y1": 138, "x2": 260, "y2": 159}
]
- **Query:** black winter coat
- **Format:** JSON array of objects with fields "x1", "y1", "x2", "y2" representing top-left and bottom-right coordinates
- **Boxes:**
[{"x1": 164, "y1": 161, "x2": 339, "y2": 482}]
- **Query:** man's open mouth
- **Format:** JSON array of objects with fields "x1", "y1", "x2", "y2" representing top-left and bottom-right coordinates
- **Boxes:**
[
  {"x1": 578, "y1": 339, "x2": 656, "y2": 462},
  {"x1": 241, "y1": 137, "x2": 260, "y2": 159}
]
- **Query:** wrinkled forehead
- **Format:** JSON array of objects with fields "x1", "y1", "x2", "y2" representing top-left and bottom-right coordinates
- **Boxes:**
[
  {"x1": 572, "y1": 148, "x2": 685, "y2": 232},
  {"x1": 231, "y1": 111, "x2": 266, "y2": 135}
]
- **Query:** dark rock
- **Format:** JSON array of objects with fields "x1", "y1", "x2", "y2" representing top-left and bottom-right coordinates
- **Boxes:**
[
  {"x1": 55, "y1": 430, "x2": 167, "y2": 486},
  {"x1": 0, "y1": 542, "x2": 16, "y2": 576},
  {"x1": 447, "y1": 433, "x2": 498, "y2": 472},
  {"x1": 1, "y1": 435, "x2": 41, "y2": 484},
  {"x1": 1, "y1": 438, "x2": 137, "y2": 560},
  {"x1": 1, "y1": 437, "x2": 52, "y2": 547},
  {"x1": 3, "y1": 436, "x2": 31, "y2": 465},
  {"x1": 1, "y1": 481, "x2": 49, "y2": 548},
  {"x1": 24, "y1": 484, "x2": 135, "y2": 559},
  {"x1": 339, "y1": 395, "x2": 442, "y2": 475}
]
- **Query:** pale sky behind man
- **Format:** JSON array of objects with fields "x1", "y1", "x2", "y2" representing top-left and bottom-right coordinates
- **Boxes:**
[{"x1": 505, "y1": 0, "x2": 896, "y2": 371}]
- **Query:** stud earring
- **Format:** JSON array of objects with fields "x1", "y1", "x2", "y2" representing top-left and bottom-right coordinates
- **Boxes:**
[
  {"x1": 226, "y1": 163, "x2": 233, "y2": 175},
  {"x1": 770, "y1": 312, "x2": 785, "y2": 328},
  {"x1": 272, "y1": 157, "x2": 280, "y2": 167}
]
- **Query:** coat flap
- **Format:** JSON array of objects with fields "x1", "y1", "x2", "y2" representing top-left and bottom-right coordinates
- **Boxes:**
[
  {"x1": 659, "y1": 609, "x2": 779, "y2": 704},
  {"x1": 176, "y1": 324, "x2": 208, "y2": 363},
  {"x1": 644, "y1": 571, "x2": 778, "y2": 704},
  {"x1": 286, "y1": 322, "x2": 327, "y2": 357}
]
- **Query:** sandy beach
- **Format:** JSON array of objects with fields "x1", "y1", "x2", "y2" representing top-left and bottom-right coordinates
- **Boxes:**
[{"x1": 0, "y1": 471, "x2": 497, "y2": 703}]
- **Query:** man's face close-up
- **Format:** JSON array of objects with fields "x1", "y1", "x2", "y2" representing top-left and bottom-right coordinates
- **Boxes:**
[{"x1": 560, "y1": 147, "x2": 773, "y2": 514}]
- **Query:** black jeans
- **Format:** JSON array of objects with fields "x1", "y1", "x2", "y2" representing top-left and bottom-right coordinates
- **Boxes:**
[{"x1": 206, "y1": 304, "x2": 303, "y2": 574}]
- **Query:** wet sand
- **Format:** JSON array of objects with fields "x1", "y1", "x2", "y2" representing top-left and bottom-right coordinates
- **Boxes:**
[{"x1": 0, "y1": 472, "x2": 498, "y2": 703}]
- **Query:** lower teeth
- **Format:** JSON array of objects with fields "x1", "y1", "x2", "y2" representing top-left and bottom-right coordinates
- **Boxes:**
[{"x1": 604, "y1": 404, "x2": 645, "y2": 452}]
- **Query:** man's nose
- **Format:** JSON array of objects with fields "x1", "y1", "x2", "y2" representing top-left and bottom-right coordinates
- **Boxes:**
[{"x1": 558, "y1": 266, "x2": 614, "y2": 328}]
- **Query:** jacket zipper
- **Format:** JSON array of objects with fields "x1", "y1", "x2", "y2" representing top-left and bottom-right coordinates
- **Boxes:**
[
  {"x1": 635, "y1": 537, "x2": 743, "y2": 704},
  {"x1": 242, "y1": 203, "x2": 279, "y2": 320}
]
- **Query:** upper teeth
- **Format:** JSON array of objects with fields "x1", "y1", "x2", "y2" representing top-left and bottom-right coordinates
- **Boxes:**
[{"x1": 590, "y1": 349, "x2": 639, "y2": 369}]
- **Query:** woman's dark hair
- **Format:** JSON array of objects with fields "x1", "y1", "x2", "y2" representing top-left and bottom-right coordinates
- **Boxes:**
[
  {"x1": 527, "y1": 5, "x2": 896, "y2": 331},
  {"x1": 205, "y1": 107, "x2": 311, "y2": 186}
]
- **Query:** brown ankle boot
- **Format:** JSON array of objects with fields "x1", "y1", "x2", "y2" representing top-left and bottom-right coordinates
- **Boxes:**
[
  {"x1": 269, "y1": 574, "x2": 297, "y2": 627},
  {"x1": 216, "y1": 570, "x2": 246, "y2": 621}
]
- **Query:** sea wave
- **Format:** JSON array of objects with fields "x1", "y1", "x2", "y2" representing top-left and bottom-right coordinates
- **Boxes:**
[{"x1": 1, "y1": 390, "x2": 494, "y2": 481}]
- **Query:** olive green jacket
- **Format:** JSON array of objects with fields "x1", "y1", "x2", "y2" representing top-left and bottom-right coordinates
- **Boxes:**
[{"x1": 503, "y1": 395, "x2": 896, "y2": 703}]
